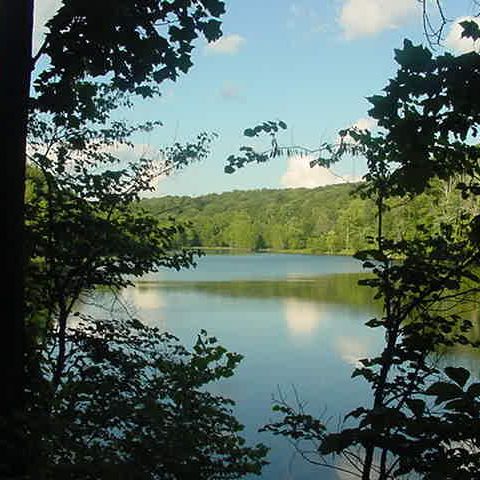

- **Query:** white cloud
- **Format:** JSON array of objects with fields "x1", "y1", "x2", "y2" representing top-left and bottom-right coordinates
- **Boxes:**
[
  {"x1": 104, "y1": 143, "x2": 168, "y2": 194},
  {"x1": 30, "y1": 139, "x2": 167, "y2": 194},
  {"x1": 33, "y1": 0, "x2": 61, "y2": 51},
  {"x1": 339, "y1": 0, "x2": 417, "y2": 39},
  {"x1": 281, "y1": 154, "x2": 358, "y2": 189},
  {"x1": 106, "y1": 142, "x2": 160, "y2": 162},
  {"x1": 204, "y1": 34, "x2": 245, "y2": 55},
  {"x1": 352, "y1": 117, "x2": 376, "y2": 131},
  {"x1": 445, "y1": 16, "x2": 480, "y2": 54},
  {"x1": 341, "y1": 116, "x2": 377, "y2": 145}
]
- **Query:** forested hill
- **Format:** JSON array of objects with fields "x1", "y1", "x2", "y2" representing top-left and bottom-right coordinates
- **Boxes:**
[{"x1": 140, "y1": 181, "x2": 468, "y2": 255}]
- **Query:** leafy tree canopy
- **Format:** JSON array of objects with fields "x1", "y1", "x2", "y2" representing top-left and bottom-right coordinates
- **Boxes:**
[
  {"x1": 34, "y1": 0, "x2": 226, "y2": 124},
  {"x1": 225, "y1": 37, "x2": 480, "y2": 479}
]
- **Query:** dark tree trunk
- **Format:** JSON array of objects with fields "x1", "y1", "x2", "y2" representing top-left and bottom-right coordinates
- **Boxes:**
[{"x1": 0, "y1": 0, "x2": 33, "y2": 475}]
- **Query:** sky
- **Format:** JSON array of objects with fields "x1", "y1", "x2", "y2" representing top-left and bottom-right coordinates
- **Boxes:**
[{"x1": 33, "y1": 0, "x2": 480, "y2": 197}]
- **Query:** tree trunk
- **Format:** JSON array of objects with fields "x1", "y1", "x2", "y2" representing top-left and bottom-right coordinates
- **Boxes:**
[{"x1": 0, "y1": 0, "x2": 33, "y2": 475}]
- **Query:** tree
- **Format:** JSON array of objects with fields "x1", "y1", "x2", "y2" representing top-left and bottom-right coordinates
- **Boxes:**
[
  {"x1": 19, "y1": 81, "x2": 268, "y2": 477},
  {"x1": 226, "y1": 212, "x2": 256, "y2": 250},
  {"x1": 418, "y1": 0, "x2": 480, "y2": 47},
  {"x1": 26, "y1": 110, "x2": 211, "y2": 383},
  {"x1": 224, "y1": 28, "x2": 480, "y2": 477},
  {"x1": 142, "y1": 184, "x2": 373, "y2": 254},
  {"x1": 0, "y1": 5, "x2": 34, "y2": 465},
  {"x1": 259, "y1": 40, "x2": 480, "y2": 479},
  {"x1": 30, "y1": 318, "x2": 268, "y2": 479},
  {"x1": 0, "y1": 1, "x2": 226, "y2": 473}
]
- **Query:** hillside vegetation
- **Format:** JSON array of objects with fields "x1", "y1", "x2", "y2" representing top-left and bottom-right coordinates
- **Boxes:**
[{"x1": 141, "y1": 180, "x2": 471, "y2": 255}]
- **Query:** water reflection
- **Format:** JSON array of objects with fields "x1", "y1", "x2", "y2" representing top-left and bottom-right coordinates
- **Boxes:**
[
  {"x1": 122, "y1": 284, "x2": 168, "y2": 331},
  {"x1": 81, "y1": 254, "x2": 480, "y2": 480},
  {"x1": 131, "y1": 285, "x2": 165, "y2": 310},
  {"x1": 142, "y1": 253, "x2": 365, "y2": 283},
  {"x1": 283, "y1": 298, "x2": 326, "y2": 337},
  {"x1": 336, "y1": 335, "x2": 372, "y2": 367},
  {"x1": 144, "y1": 272, "x2": 377, "y2": 309}
]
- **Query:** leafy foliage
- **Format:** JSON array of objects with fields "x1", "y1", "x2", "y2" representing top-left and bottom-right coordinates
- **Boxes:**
[
  {"x1": 30, "y1": 317, "x2": 267, "y2": 479},
  {"x1": 25, "y1": 111, "x2": 208, "y2": 333},
  {"x1": 3, "y1": 1, "x2": 271, "y2": 478},
  {"x1": 34, "y1": 0, "x2": 226, "y2": 124},
  {"x1": 141, "y1": 179, "x2": 473, "y2": 255},
  {"x1": 234, "y1": 40, "x2": 480, "y2": 479},
  {"x1": 224, "y1": 119, "x2": 352, "y2": 174},
  {"x1": 24, "y1": 80, "x2": 267, "y2": 478}
]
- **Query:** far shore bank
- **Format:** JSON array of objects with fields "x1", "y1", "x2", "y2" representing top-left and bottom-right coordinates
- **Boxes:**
[{"x1": 192, "y1": 246, "x2": 355, "y2": 257}]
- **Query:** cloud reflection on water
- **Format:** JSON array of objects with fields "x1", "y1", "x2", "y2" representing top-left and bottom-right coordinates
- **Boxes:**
[
  {"x1": 335, "y1": 335, "x2": 372, "y2": 367},
  {"x1": 283, "y1": 298, "x2": 326, "y2": 337},
  {"x1": 130, "y1": 285, "x2": 165, "y2": 311},
  {"x1": 127, "y1": 285, "x2": 167, "y2": 330}
]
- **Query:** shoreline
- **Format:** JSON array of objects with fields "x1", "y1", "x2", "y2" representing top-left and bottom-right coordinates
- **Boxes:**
[{"x1": 191, "y1": 246, "x2": 355, "y2": 257}]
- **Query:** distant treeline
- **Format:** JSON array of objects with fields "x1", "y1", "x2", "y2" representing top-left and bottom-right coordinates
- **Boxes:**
[{"x1": 141, "y1": 181, "x2": 474, "y2": 255}]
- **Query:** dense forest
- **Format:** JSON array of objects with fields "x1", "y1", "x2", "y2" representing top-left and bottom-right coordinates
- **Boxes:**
[{"x1": 141, "y1": 179, "x2": 474, "y2": 254}]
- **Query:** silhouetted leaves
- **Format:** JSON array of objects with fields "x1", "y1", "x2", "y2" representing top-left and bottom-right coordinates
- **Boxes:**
[
  {"x1": 444, "y1": 367, "x2": 470, "y2": 388},
  {"x1": 25, "y1": 72, "x2": 268, "y2": 477},
  {"x1": 34, "y1": 0, "x2": 226, "y2": 125},
  {"x1": 260, "y1": 39, "x2": 480, "y2": 479},
  {"x1": 32, "y1": 318, "x2": 268, "y2": 478},
  {"x1": 460, "y1": 20, "x2": 480, "y2": 41}
]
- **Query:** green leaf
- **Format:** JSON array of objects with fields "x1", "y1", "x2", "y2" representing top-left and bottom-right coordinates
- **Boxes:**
[
  {"x1": 243, "y1": 128, "x2": 255, "y2": 137},
  {"x1": 444, "y1": 366, "x2": 470, "y2": 388},
  {"x1": 203, "y1": 19, "x2": 223, "y2": 41},
  {"x1": 426, "y1": 381, "x2": 463, "y2": 404},
  {"x1": 444, "y1": 398, "x2": 470, "y2": 411},
  {"x1": 319, "y1": 432, "x2": 352, "y2": 454},
  {"x1": 345, "y1": 407, "x2": 366, "y2": 420},
  {"x1": 394, "y1": 39, "x2": 433, "y2": 72},
  {"x1": 460, "y1": 20, "x2": 480, "y2": 41},
  {"x1": 202, "y1": 0, "x2": 226, "y2": 17},
  {"x1": 467, "y1": 383, "x2": 480, "y2": 398},
  {"x1": 365, "y1": 318, "x2": 383, "y2": 328}
]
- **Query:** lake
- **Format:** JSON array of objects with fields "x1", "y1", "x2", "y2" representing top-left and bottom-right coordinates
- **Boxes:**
[{"x1": 109, "y1": 254, "x2": 478, "y2": 479}]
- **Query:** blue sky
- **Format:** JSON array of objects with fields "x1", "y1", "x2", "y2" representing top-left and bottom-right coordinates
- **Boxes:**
[{"x1": 34, "y1": 0, "x2": 480, "y2": 197}]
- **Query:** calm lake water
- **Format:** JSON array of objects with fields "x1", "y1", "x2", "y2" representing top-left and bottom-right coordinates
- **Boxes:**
[{"x1": 106, "y1": 254, "x2": 478, "y2": 479}]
